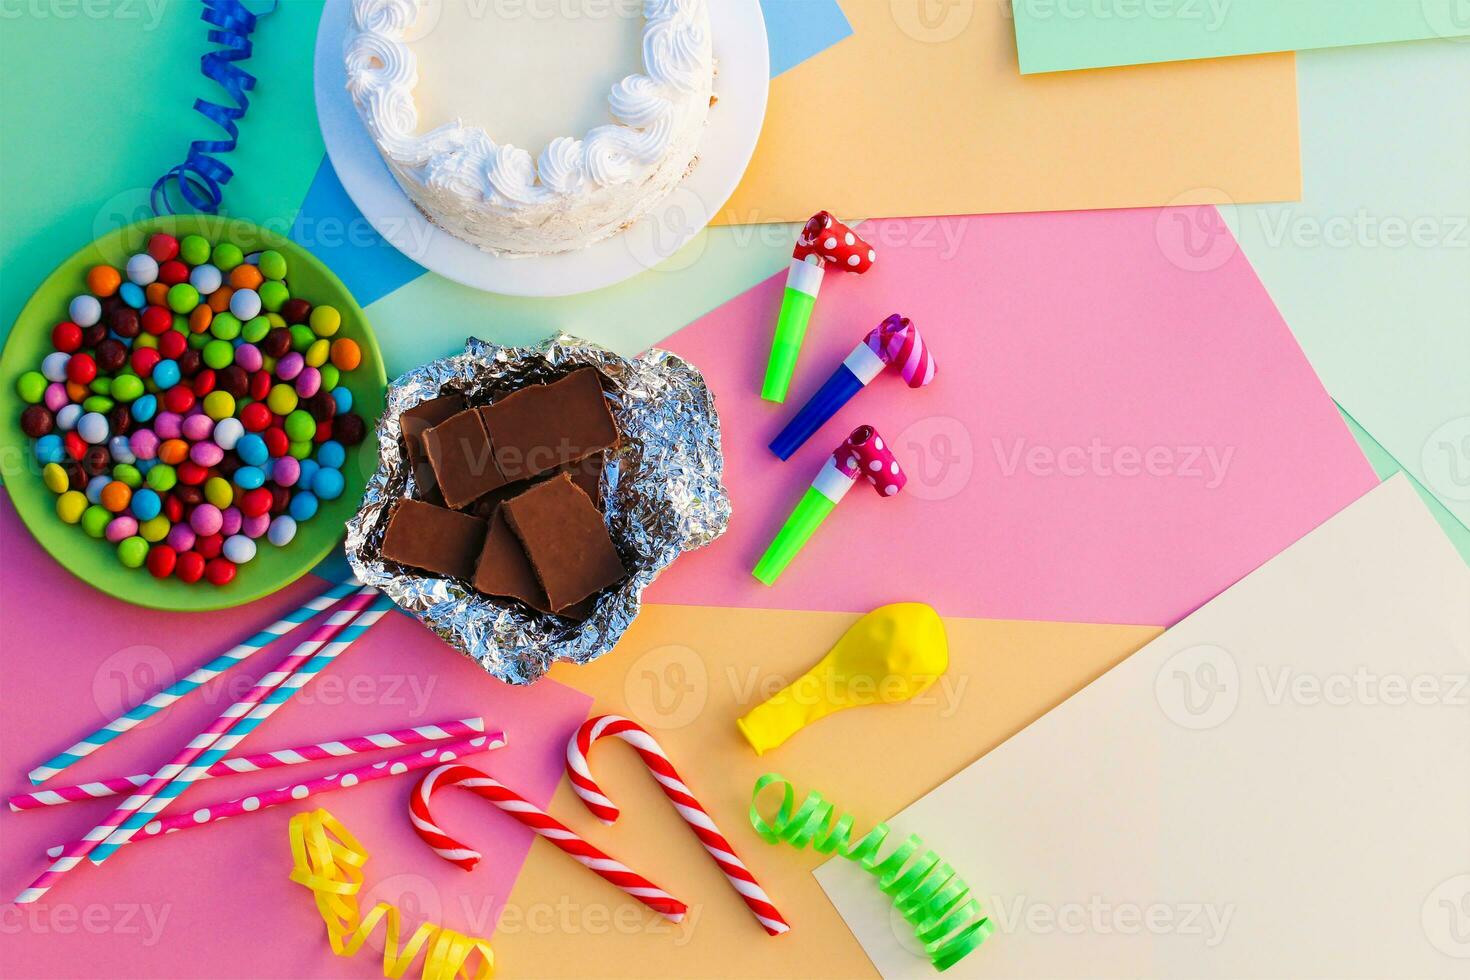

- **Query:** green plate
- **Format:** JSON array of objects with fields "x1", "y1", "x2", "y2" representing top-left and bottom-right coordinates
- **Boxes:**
[{"x1": 0, "y1": 215, "x2": 386, "y2": 611}]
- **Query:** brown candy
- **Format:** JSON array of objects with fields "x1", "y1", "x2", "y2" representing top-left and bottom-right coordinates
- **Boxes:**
[
  {"x1": 107, "y1": 405, "x2": 131, "y2": 436},
  {"x1": 81, "y1": 323, "x2": 107, "y2": 348},
  {"x1": 381, "y1": 499, "x2": 488, "y2": 580},
  {"x1": 109, "y1": 308, "x2": 141, "y2": 339},
  {"x1": 20, "y1": 405, "x2": 54, "y2": 438},
  {"x1": 216, "y1": 365, "x2": 249, "y2": 398},
  {"x1": 400, "y1": 394, "x2": 465, "y2": 502},
  {"x1": 94, "y1": 338, "x2": 128, "y2": 373},
  {"x1": 81, "y1": 445, "x2": 112, "y2": 477},
  {"x1": 261, "y1": 327, "x2": 292, "y2": 358},
  {"x1": 333, "y1": 413, "x2": 367, "y2": 447},
  {"x1": 280, "y1": 298, "x2": 312, "y2": 325},
  {"x1": 480, "y1": 367, "x2": 618, "y2": 483},
  {"x1": 502, "y1": 473, "x2": 625, "y2": 611},
  {"x1": 176, "y1": 348, "x2": 202, "y2": 377},
  {"x1": 304, "y1": 390, "x2": 337, "y2": 422},
  {"x1": 423, "y1": 409, "x2": 505, "y2": 509},
  {"x1": 473, "y1": 508, "x2": 556, "y2": 614}
]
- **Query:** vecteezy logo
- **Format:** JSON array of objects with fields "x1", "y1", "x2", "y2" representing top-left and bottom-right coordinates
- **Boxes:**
[
  {"x1": 622, "y1": 644, "x2": 708, "y2": 729},
  {"x1": 1422, "y1": 873, "x2": 1470, "y2": 958},
  {"x1": 92, "y1": 645, "x2": 176, "y2": 728},
  {"x1": 1421, "y1": 0, "x2": 1470, "y2": 41},
  {"x1": 898, "y1": 416, "x2": 974, "y2": 501},
  {"x1": 624, "y1": 185, "x2": 711, "y2": 273},
  {"x1": 1155, "y1": 188, "x2": 1240, "y2": 273},
  {"x1": 358, "y1": 872, "x2": 445, "y2": 953},
  {"x1": 1421, "y1": 416, "x2": 1470, "y2": 503},
  {"x1": 891, "y1": 0, "x2": 976, "y2": 43},
  {"x1": 1155, "y1": 644, "x2": 1239, "y2": 730}
]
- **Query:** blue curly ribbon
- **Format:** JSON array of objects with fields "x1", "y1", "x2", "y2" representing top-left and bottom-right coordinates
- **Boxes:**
[{"x1": 151, "y1": 0, "x2": 278, "y2": 215}]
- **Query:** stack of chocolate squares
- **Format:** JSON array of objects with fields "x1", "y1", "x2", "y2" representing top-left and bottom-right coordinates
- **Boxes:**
[{"x1": 381, "y1": 367, "x2": 626, "y2": 620}]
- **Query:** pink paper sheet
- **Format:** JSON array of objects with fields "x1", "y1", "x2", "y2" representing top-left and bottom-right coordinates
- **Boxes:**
[
  {"x1": 0, "y1": 495, "x2": 592, "y2": 979},
  {"x1": 648, "y1": 208, "x2": 1377, "y2": 626}
]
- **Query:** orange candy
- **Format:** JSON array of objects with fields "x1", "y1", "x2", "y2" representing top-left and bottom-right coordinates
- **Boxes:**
[
  {"x1": 228, "y1": 264, "x2": 263, "y2": 290},
  {"x1": 208, "y1": 286, "x2": 234, "y2": 313},
  {"x1": 100, "y1": 480, "x2": 132, "y2": 513},
  {"x1": 66, "y1": 381, "x2": 90, "y2": 403},
  {"x1": 189, "y1": 305, "x2": 213, "y2": 333},
  {"x1": 330, "y1": 338, "x2": 362, "y2": 371},
  {"x1": 158, "y1": 439, "x2": 190, "y2": 465},
  {"x1": 145, "y1": 282, "x2": 169, "y2": 307},
  {"x1": 87, "y1": 265, "x2": 122, "y2": 298}
]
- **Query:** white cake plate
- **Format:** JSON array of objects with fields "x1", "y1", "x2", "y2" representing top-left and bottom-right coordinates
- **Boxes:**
[{"x1": 313, "y1": 0, "x2": 769, "y2": 298}]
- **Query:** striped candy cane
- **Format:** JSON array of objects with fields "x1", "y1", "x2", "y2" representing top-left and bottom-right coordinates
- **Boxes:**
[
  {"x1": 89, "y1": 588, "x2": 395, "y2": 865},
  {"x1": 10, "y1": 718, "x2": 485, "y2": 812},
  {"x1": 46, "y1": 735, "x2": 505, "y2": 856},
  {"x1": 27, "y1": 578, "x2": 360, "y2": 785},
  {"x1": 410, "y1": 763, "x2": 688, "y2": 922},
  {"x1": 14, "y1": 587, "x2": 388, "y2": 903},
  {"x1": 567, "y1": 714, "x2": 791, "y2": 936}
]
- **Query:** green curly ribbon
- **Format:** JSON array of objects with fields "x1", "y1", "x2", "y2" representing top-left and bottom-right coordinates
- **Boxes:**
[{"x1": 749, "y1": 773, "x2": 992, "y2": 971}]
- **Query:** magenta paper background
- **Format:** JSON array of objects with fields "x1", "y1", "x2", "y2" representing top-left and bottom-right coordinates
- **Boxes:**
[
  {"x1": 648, "y1": 207, "x2": 1378, "y2": 625},
  {"x1": 0, "y1": 496, "x2": 592, "y2": 979}
]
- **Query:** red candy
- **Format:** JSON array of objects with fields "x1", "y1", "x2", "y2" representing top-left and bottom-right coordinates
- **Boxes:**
[
  {"x1": 177, "y1": 461, "x2": 208, "y2": 486},
  {"x1": 141, "y1": 305, "x2": 173, "y2": 335},
  {"x1": 158, "y1": 330, "x2": 187, "y2": 359},
  {"x1": 130, "y1": 347, "x2": 162, "y2": 378},
  {"x1": 248, "y1": 370, "x2": 271, "y2": 401},
  {"x1": 147, "y1": 234, "x2": 180, "y2": 263},
  {"x1": 146, "y1": 545, "x2": 178, "y2": 579},
  {"x1": 192, "y1": 369, "x2": 217, "y2": 397},
  {"x1": 158, "y1": 260, "x2": 189, "y2": 286},
  {"x1": 262, "y1": 427, "x2": 289, "y2": 458},
  {"x1": 204, "y1": 557, "x2": 237, "y2": 586},
  {"x1": 64, "y1": 431, "x2": 87, "y2": 461},
  {"x1": 162, "y1": 386, "x2": 195, "y2": 414},
  {"x1": 239, "y1": 401, "x2": 271, "y2": 432},
  {"x1": 52, "y1": 321, "x2": 82, "y2": 352},
  {"x1": 65, "y1": 352, "x2": 97, "y2": 385},
  {"x1": 175, "y1": 551, "x2": 206, "y2": 583},
  {"x1": 163, "y1": 494, "x2": 184, "y2": 523},
  {"x1": 240, "y1": 487, "x2": 273, "y2": 517},
  {"x1": 195, "y1": 533, "x2": 224, "y2": 559}
]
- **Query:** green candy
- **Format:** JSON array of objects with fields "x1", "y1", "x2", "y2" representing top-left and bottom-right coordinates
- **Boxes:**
[
  {"x1": 257, "y1": 250, "x2": 288, "y2": 280},
  {"x1": 81, "y1": 504, "x2": 111, "y2": 539},
  {"x1": 113, "y1": 463, "x2": 143, "y2": 488},
  {"x1": 242, "y1": 315, "x2": 271, "y2": 343},
  {"x1": 289, "y1": 324, "x2": 316, "y2": 352},
  {"x1": 146, "y1": 464, "x2": 177, "y2": 492},
  {"x1": 117, "y1": 536, "x2": 149, "y2": 569},
  {"x1": 89, "y1": 377, "x2": 111, "y2": 395},
  {"x1": 212, "y1": 241, "x2": 244, "y2": 271},
  {"x1": 258, "y1": 279, "x2": 289, "y2": 312},
  {"x1": 210, "y1": 312, "x2": 242, "y2": 341},
  {"x1": 288, "y1": 439, "x2": 313, "y2": 460},
  {"x1": 284, "y1": 409, "x2": 316, "y2": 442},
  {"x1": 167, "y1": 283, "x2": 200, "y2": 313},
  {"x1": 188, "y1": 331, "x2": 211, "y2": 351},
  {"x1": 82, "y1": 395, "x2": 115, "y2": 413},
  {"x1": 16, "y1": 371, "x2": 46, "y2": 403},
  {"x1": 202, "y1": 339, "x2": 235, "y2": 370},
  {"x1": 179, "y1": 235, "x2": 211, "y2": 265},
  {"x1": 318, "y1": 364, "x2": 340, "y2": 391},
  {"x1": 111, "y1": 375, "x2": 144, "y2": 402}
]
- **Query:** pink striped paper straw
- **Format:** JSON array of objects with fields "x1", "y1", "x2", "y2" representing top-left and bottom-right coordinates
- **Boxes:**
[
  {"x1": 10, "y1": 718, "x2": 485, "y2": 812},
  {"x1": 43, "y1": 735, "x2": 504, "y2": 858},
  {"x1": 13, "y1": 585, "x2": 381, "y2": 905}
]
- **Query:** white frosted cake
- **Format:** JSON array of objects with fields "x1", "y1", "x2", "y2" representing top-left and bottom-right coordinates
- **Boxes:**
[{"x1": 343, "y1": 0, "x2": 715, "y2": 256}]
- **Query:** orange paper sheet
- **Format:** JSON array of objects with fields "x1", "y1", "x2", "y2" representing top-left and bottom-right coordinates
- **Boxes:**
[
  {"x1": 718, "y1": 2, "x2": 1300, "y2": 223},
  {"x1": 490, "y1": 604, "x2": 1161, "y2": 978}
]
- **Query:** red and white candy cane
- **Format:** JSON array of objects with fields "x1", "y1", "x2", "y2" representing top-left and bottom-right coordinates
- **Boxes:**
[
  {"x1": 410, "y1": 763, "x2": 687, "y2": 922},
  {"x1": 566, "y1": 714, "x2": 791, "y2": 936}
]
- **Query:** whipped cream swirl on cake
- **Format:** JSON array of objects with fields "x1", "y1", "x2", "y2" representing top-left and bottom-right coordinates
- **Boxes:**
[{"x1": 344, "y1": 0, "x2": 714, "y2": 256}]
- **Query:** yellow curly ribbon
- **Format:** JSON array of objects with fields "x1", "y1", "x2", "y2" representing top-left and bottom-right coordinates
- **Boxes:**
[
  {"x1": 288, "y1": 809, "x2": 494, "y2": 980},
  {"x1": 750, "y1": 774, "x2": 992, "y2": 971}
]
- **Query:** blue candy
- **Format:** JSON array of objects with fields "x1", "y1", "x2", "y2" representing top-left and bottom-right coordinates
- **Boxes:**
[
  {"x1": 331, "y1": 387, "x2": 352, "y2": 413},
  {"x1": 235, "y1": 465, "x2": 266, "y2": 490},
  {"x1": 315, "y1": 440, "x2": 346, "y2": 470},
  {"x1": 34, "y1": 434, "x2": 64, "y2": 464},
  {"x1": 130, "y1": 488, "x2": 162, "y2": 521},
  {"x1": 85, "y1": 475, "x2": 111, "y2": 504},
  {"x1": 119, "y1": 282, "x2": 145, "y2": 309},
  {"x1": 152, "y1": 359, "x2": 181, "y2": 390},
  {"x1": 297, "y1": 458, "x2": 320, "y2": 489},
  {"x1": 289, "y1": 491, "x2": 319, "y2": 522},
  {"x1": 108, "y1": 435, "x2": 136, "y2": 465},
  {"x1": 131, "y1": 393, "x2": 157, "y2": 422},
  {"x1": 311, "y1": 467, "x2": 345, "y2": 501},
  {"x1": 236, "y1": 433, "x2": 268, "y2": 466}
]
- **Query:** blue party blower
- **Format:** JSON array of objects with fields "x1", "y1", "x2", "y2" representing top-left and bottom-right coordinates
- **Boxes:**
[{"x1": 769, "y1": 315, "x2": 936, "y2": 461}]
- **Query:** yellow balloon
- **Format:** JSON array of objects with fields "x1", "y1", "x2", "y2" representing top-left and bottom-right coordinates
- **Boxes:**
[{"x1": 737, "y1": 603, "x2": 948, "y2": 755}]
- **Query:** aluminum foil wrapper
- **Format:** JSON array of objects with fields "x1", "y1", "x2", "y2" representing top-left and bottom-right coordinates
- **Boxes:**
[{"x1": 346, "y1": 335, "x2": 730, "y2": 685}]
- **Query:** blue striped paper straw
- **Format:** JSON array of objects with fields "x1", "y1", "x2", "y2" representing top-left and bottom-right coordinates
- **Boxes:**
[
  {"x1": 89, "y1": 590, "x2": 396, "y2": 865},
  {"x1": 27, "y1": 578, "x2": 361, "y2": 785}
]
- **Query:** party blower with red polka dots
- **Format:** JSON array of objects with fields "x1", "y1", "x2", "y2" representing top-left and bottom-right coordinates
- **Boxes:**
[{"x1": 752, "y1": 425, "x2": 906, "y2": 585}]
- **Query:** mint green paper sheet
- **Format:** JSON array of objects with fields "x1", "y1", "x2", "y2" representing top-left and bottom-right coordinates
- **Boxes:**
[
  {"x1": 1012, "y1": 0, "x2": 1470, "y2": 73},
  {"x1": 1227, "y1": 39, "x2": 1470, "y2": 532}
]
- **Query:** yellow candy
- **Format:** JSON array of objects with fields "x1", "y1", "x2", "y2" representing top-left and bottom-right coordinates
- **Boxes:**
[
  {"x1": 309, "y1": 305, "x2": 341, "y2": 337},
  {"x1": 139, "y1": 515, "x2": 171, "y2": 543},
  {"x1": 56, "y1": 490, "x2": 87, "y2": 524},
  {"x1": 43, "y1": 462, "x2": 69, "y2": 494},
  {"x1": 204, "y1": 476, "x2": 234, "y2": 509},
  {"x1": 304, "y1": 338, "x2": 331, "y2": 368},
  {"x1": 266, "y1": 384, "x2": 298, "y2": 415},
  {"x1": 203, "y1": 390, "x2": 236, "y2": 420},
  {"x1": 737, "y1": 603, "x2": 948, "y2": 755}
]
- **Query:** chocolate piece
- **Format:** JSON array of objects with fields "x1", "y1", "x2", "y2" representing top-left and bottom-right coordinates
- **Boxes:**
[
  {"x1": 503, "y1": 473, "x2": 626, "y2": 611},
  {"x1": 423, "y1": 408, "x2": 507, "y2": 509},
  {"x1": 400, "y1": 394, "x2": 465, "y2": 502},
  {"x1": 467, "y1": 452, "x2": 606, "y2": 520},
  {"x1": 473, "y1": 508, "x2": 555, "y2": 614},
  {"x1": 381, "y1": 499, "x2": 487, "y2": 580},
  {"x1": 480, "y1": 368, "x2": 618, "y2": 483}
]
